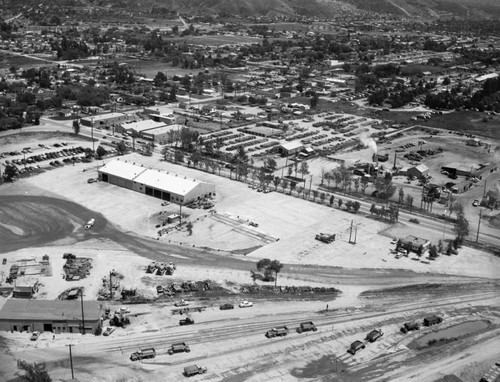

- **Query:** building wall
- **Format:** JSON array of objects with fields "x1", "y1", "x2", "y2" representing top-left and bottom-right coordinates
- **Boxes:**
[
  {"x1": 184, "y1": 183, "x2": 216, "y2": 204},
  {"x1": 0, "y1": 319, "x2": 100, "y2": 334}
]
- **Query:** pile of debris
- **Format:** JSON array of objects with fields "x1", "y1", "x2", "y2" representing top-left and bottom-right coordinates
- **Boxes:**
[
  {"x1": 240, "y1": 285, "x2": 342, "y2": 295},
  {"x1": 146, "y1": 262, "x2": 176, "y2": 276},
  {"x1": 97, "y1": 271, "x2": 123, "y2": 300},
  {"x1": 62, "y1": 254, "x2": 92, "y2": 281},
  {"x1": 158, "y1": 280, "x2": 216, "y2": 296}
]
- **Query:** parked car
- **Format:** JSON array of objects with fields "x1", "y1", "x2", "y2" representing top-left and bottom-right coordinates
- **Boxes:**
[
  {"x1": 400, "y1": 321, "x2": 420, "y2": 333},
  {"x1": 30, "y1": 331, "x2": 40, "y2": 341},
  {"x1": 365, "y1": 329, "x2": 383, "y2": 342},
  {"x1": 297, "y1": 321, "x2": 317, "y2": 334},
  {"x1": 179, "y1": 317, "x2": 195, "y2": 326},
  {"x1": 2, "y1": 258, "x2": 6, "y2": 265},
  {"x1": 156, "y1": 285, "x2": 164, "y2": 294},
  {"x1": 130, "y1": 348, "x2": 156, "y2": 361},
  {"x1": 219, "y1": 303, "x2": 234, "y2": 310},
  {"x1": 115, "y1": 306, "x2": 130, "y2": 315},
  {"x1": 103, "y1": 326, "x2": 116, "y2": 336},
  {"x1": 265, "y1": 326, "x2": 289, "y2": 338},
  {"x1": 183, "y1": 365, "x2": 207, "y2": 377},
  {"x1": 168, "y1": 342, "x2": 191, "y2": 355},
  {"x1": 239, "y1": 301, "x2": 253, "y2": 308},
  {"x1": 175, "y1": 299, "x2": 189, "y2": 307},
  {"x1": 347, "y1": 340, "x2": 365, "y2": 355},
  {"x1": 473, "y1": 200, "x2": 479, "y2": 207}
]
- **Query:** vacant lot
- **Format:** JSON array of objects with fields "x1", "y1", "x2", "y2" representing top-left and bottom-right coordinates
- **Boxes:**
[{"x1": 428, "y1": 111, "x2": 500, "y2": 140}]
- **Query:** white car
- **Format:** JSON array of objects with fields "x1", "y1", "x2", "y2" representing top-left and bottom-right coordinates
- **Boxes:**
[
  {"x1": 174, "y1": 299, "x2": 189, "y2": 307},
  {"x1": 239, "y1": 301, "x2": 253, "y2": 308},
  {"x1": 103, "y1": 326, "x2": 115, "y2": 336},
  {"x1": 30, "y1": 331, "x2": 40, "y2": 341},
  {"x1": 115, "y1": 306, "x2": 130, "y2": 315}
]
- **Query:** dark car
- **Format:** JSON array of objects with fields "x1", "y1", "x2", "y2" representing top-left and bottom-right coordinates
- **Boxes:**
[
  {"x1": 219, "y1": 303, "x2": 234, "y2": 310},
  {"x1": 179, "y1": 317, "x2": 195, "y2": 326},
  {"x1": 2, "y1": 258, "x2": 6, "y2": 265}
]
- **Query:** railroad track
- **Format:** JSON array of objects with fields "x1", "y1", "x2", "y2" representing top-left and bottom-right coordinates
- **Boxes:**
[{"x1": 76, "y1": 290, "x2": 498, "y2": 358}]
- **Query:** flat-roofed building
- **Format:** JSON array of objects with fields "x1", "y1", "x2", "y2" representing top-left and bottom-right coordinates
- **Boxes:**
[
  {"x1": 98, "y1": 159, "x2": 147, "y2": 189},
  {"x1": 80, "y1": 112, "x2": 128, "y2": 128},
  {"x1": 140, "y1": 125, "x2": 180, "y2": 143},
  {"x1": 98, "y1": 159, "x2": 215, "y2": 204},
  {"x1": 0, "y1": 299, "x2": 103, "y2": 334},
  {"x1": 277, "y1": 141, "x2": 304, "y2": 156},
  {"x1": 133, "y1": 168, "x2": 215, "y2": 204},
  {"x1": 118, "y1": 120, "x2": 166, "y2": 136}
]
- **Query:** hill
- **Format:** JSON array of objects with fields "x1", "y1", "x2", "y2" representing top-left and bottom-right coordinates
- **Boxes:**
[{"x1": 154, "y1": 0, "x2": 500, "y2": 19}]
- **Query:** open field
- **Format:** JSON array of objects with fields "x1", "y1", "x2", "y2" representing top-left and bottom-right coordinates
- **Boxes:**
[
  {"x1": 428, "y1": 111, "x2": 500, "y2": 140},
  {"x1": 164, "y1": 34, "x2": 262, "y2": 46}
]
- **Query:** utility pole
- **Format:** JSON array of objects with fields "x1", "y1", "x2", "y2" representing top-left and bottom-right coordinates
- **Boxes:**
[
  {"x1": 66, "y1": 344, "x2": 75, "y2": 379},
  {"x1": 483, "y1": 179, "x2": 487, "y2": 198},
  {"x1": 476, "y1": 209, "x2": 483, "y2": 243},
  {"x1": 354, "y1": 226, "x2": 358, "y2": 244},
  {"x1": 349, "y1": 221, "x2": 353, "y2": 243},
  {"x1": 91, "y1": 117, "x2": 95, "y2": 153},
  {"x1": 80, "y1": 289, "x2": 85, "y2": 335},
  {"x1": 109, "y1": 271, "x2": 113, "y2": 300},
  {"x1": 179, "y1": 203, "x2": 182, "y2": 226}
]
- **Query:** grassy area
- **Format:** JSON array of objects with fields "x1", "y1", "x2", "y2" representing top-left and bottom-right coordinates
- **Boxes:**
[
  {"x1": 428, "y1": 111, "x2": 500, "y2": 140},
  {"x1": 0, "y1": 52, "x2": 52, "y2": 71},
  {"x1": 164, "y1": 35, "x2": 262, "y2": 46}
]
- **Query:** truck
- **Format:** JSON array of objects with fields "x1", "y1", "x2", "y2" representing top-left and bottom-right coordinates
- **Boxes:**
[
  {"x1": 168, "y1": 342, "x2": 191, "y2": 355},
  {"x1": 423, "y1": 315, "x2": 443, "y2": 327},
  {"x1": 297, "y1": 321, "x2": 317, "y2": 334},
  {"x1": 347, "y1": 340, "x2": 365, "y2": 355},
  {"x1": 400, "y1": 321, "x2": 420, "y2": 333},
  {"x1": 84, "y1": 218, "x2": 95, "y2": 230},
  {"x1": 265, "y1": 326, "x2": 289, "y2": 338},
  {"x1": 183, "y1": 365, "x2": 207, "y2": 377},
  {"x1": 179, "y1": 317, "x2": 195, "y2": 326},
  {"x1": 130, "y1": 348, "x2": 156, "y2": 361},
  {"x1": 365, "y1": 329, "x2": 384, "y2": 342}
]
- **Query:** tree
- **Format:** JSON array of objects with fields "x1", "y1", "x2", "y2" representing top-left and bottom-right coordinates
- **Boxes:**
[
  {"x1": 73, "y1": 120, "x2": 80, "y2": 135},
  {"x1": 3, "y1": 164, "x2": 18, "y2": 182},
  {"x1": 169, "y1": 85, "x2": 177, "y2": 102},
  {"x1": 398, "y1": 187, "x2": 405, "y2": 203},
  {"x1": 320, "y1": 192, "x2": 326, "y2": 204},
  {"x1": 353, "y1": 201, "x2": 361, "y2": 213},
  {"x1": 273, "y1": 176, "x2": 281, "y2": 190},
  {"x1": 329, "y1": 194, "x2": 335, "y2": 206},
  {"x1": 17, "y1": 360, "x2": 52, "y2": 382},
  {"x1": 96, "y1": 145, "x2": 107, "y2": 159},
  {"x1": 429, "y1": 244, "x2": 438, "y2": 259},
  {"x1": 354, "y1": 178, "x2": 360, "y2": 195},
  {"x1": 289, "y1": 181, "x2": 297, "y2": 195},
  {"x1": 361, "y1": 177, "x2": 369, "y2": 194},
  {"x1": 453, "y1": 212, "x2": 469, "y2": 241},
  {"x1": 265, "y1": 158, "x2": 277, "y2": 173},
  {"x1": 310, "y1": 92, "x2": 319, "y2": 109},
  {"x1": 256, "y1": 258, "x2": 284, "y2": 287},
  {"x1": 174, "y1": 150, "x2": 184, "y2": 163},
  {"x1": 338, "y1": 198, "x2": 343, "y2": 208},
  {"x1": 406, "y1": 194, "x2": 414, "y2": 213},
  {"x1": 312, "y1": 189, "x2": 318, "y2": 201},
  {"x1": 186, "y1": 222, "x2": 193, "y2": 236},
  {"x1": 299, "y1": 161, "x2": 310, "y2": 180},
  {"x1": 116, "y1": 141, "x2": 127, "y2": 155}
]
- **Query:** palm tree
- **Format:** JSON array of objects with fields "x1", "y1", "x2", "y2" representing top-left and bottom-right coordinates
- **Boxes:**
[
  {"x1": 320, "y1": 192, "x2": 326, "y2": 204},
  {"x1": 361, "y1": 178, "x2": 369, "y2": 194},
  {"x1": 312, "y1": 189, "x2": 318, "y2": 201},
  {"x1": 354, "y1": 178, "x2": 360, "y2": 195},
  {"x1": 273, "y1": 176, "x2": 281, "y2": 190}
]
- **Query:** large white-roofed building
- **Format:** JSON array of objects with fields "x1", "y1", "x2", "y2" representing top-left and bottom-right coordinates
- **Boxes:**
[
  {"x1": 118, "y1": 120, "x2": 167, "y2": 135},
  {"x1": 98, "y1": 159, "x2": 215, "y2": 204}
]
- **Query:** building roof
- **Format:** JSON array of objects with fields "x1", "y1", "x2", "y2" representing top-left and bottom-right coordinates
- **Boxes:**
[
  {"x1": 280, "y1": 141, "x2": 304, "y2": 151},
  {"x1": 99, "y1": 160, "x2": 147, "y2": 180},
  {"x1": 401, "y1": 235, "x2": 430, "y2": 247},
  {"x1": 144, "y1": 105, "x2": 175, "y2": 116},
  {"x1": 411, "y1": 164, "x2": 429, "y2": 173},
  {"x1": 0, "y1": 299, "x2": 103, "y2": 321},
  {"x1": 140, "y1": 125, "x2": 179, "y2": 136},
  {"x1": 121, "y1": 120, "x2": 166, "y2": 133},
  {"x1": 82, "y1": 112, "x2": 126, "y2": 122},
  {"x1": 134, "y1": 169, "x2": 203, "y2": 196}
]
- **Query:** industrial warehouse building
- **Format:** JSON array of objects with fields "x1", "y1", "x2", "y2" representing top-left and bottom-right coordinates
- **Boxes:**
[
  {"x1": 0, "y1": 299, "x2": 103, "y2": 334},
  {"x1": 80, "y1": 112, "x2": 128, "y2": 128},
  {"x1": 98, "y1": 159, "x2": 216, "y2": 205}
]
